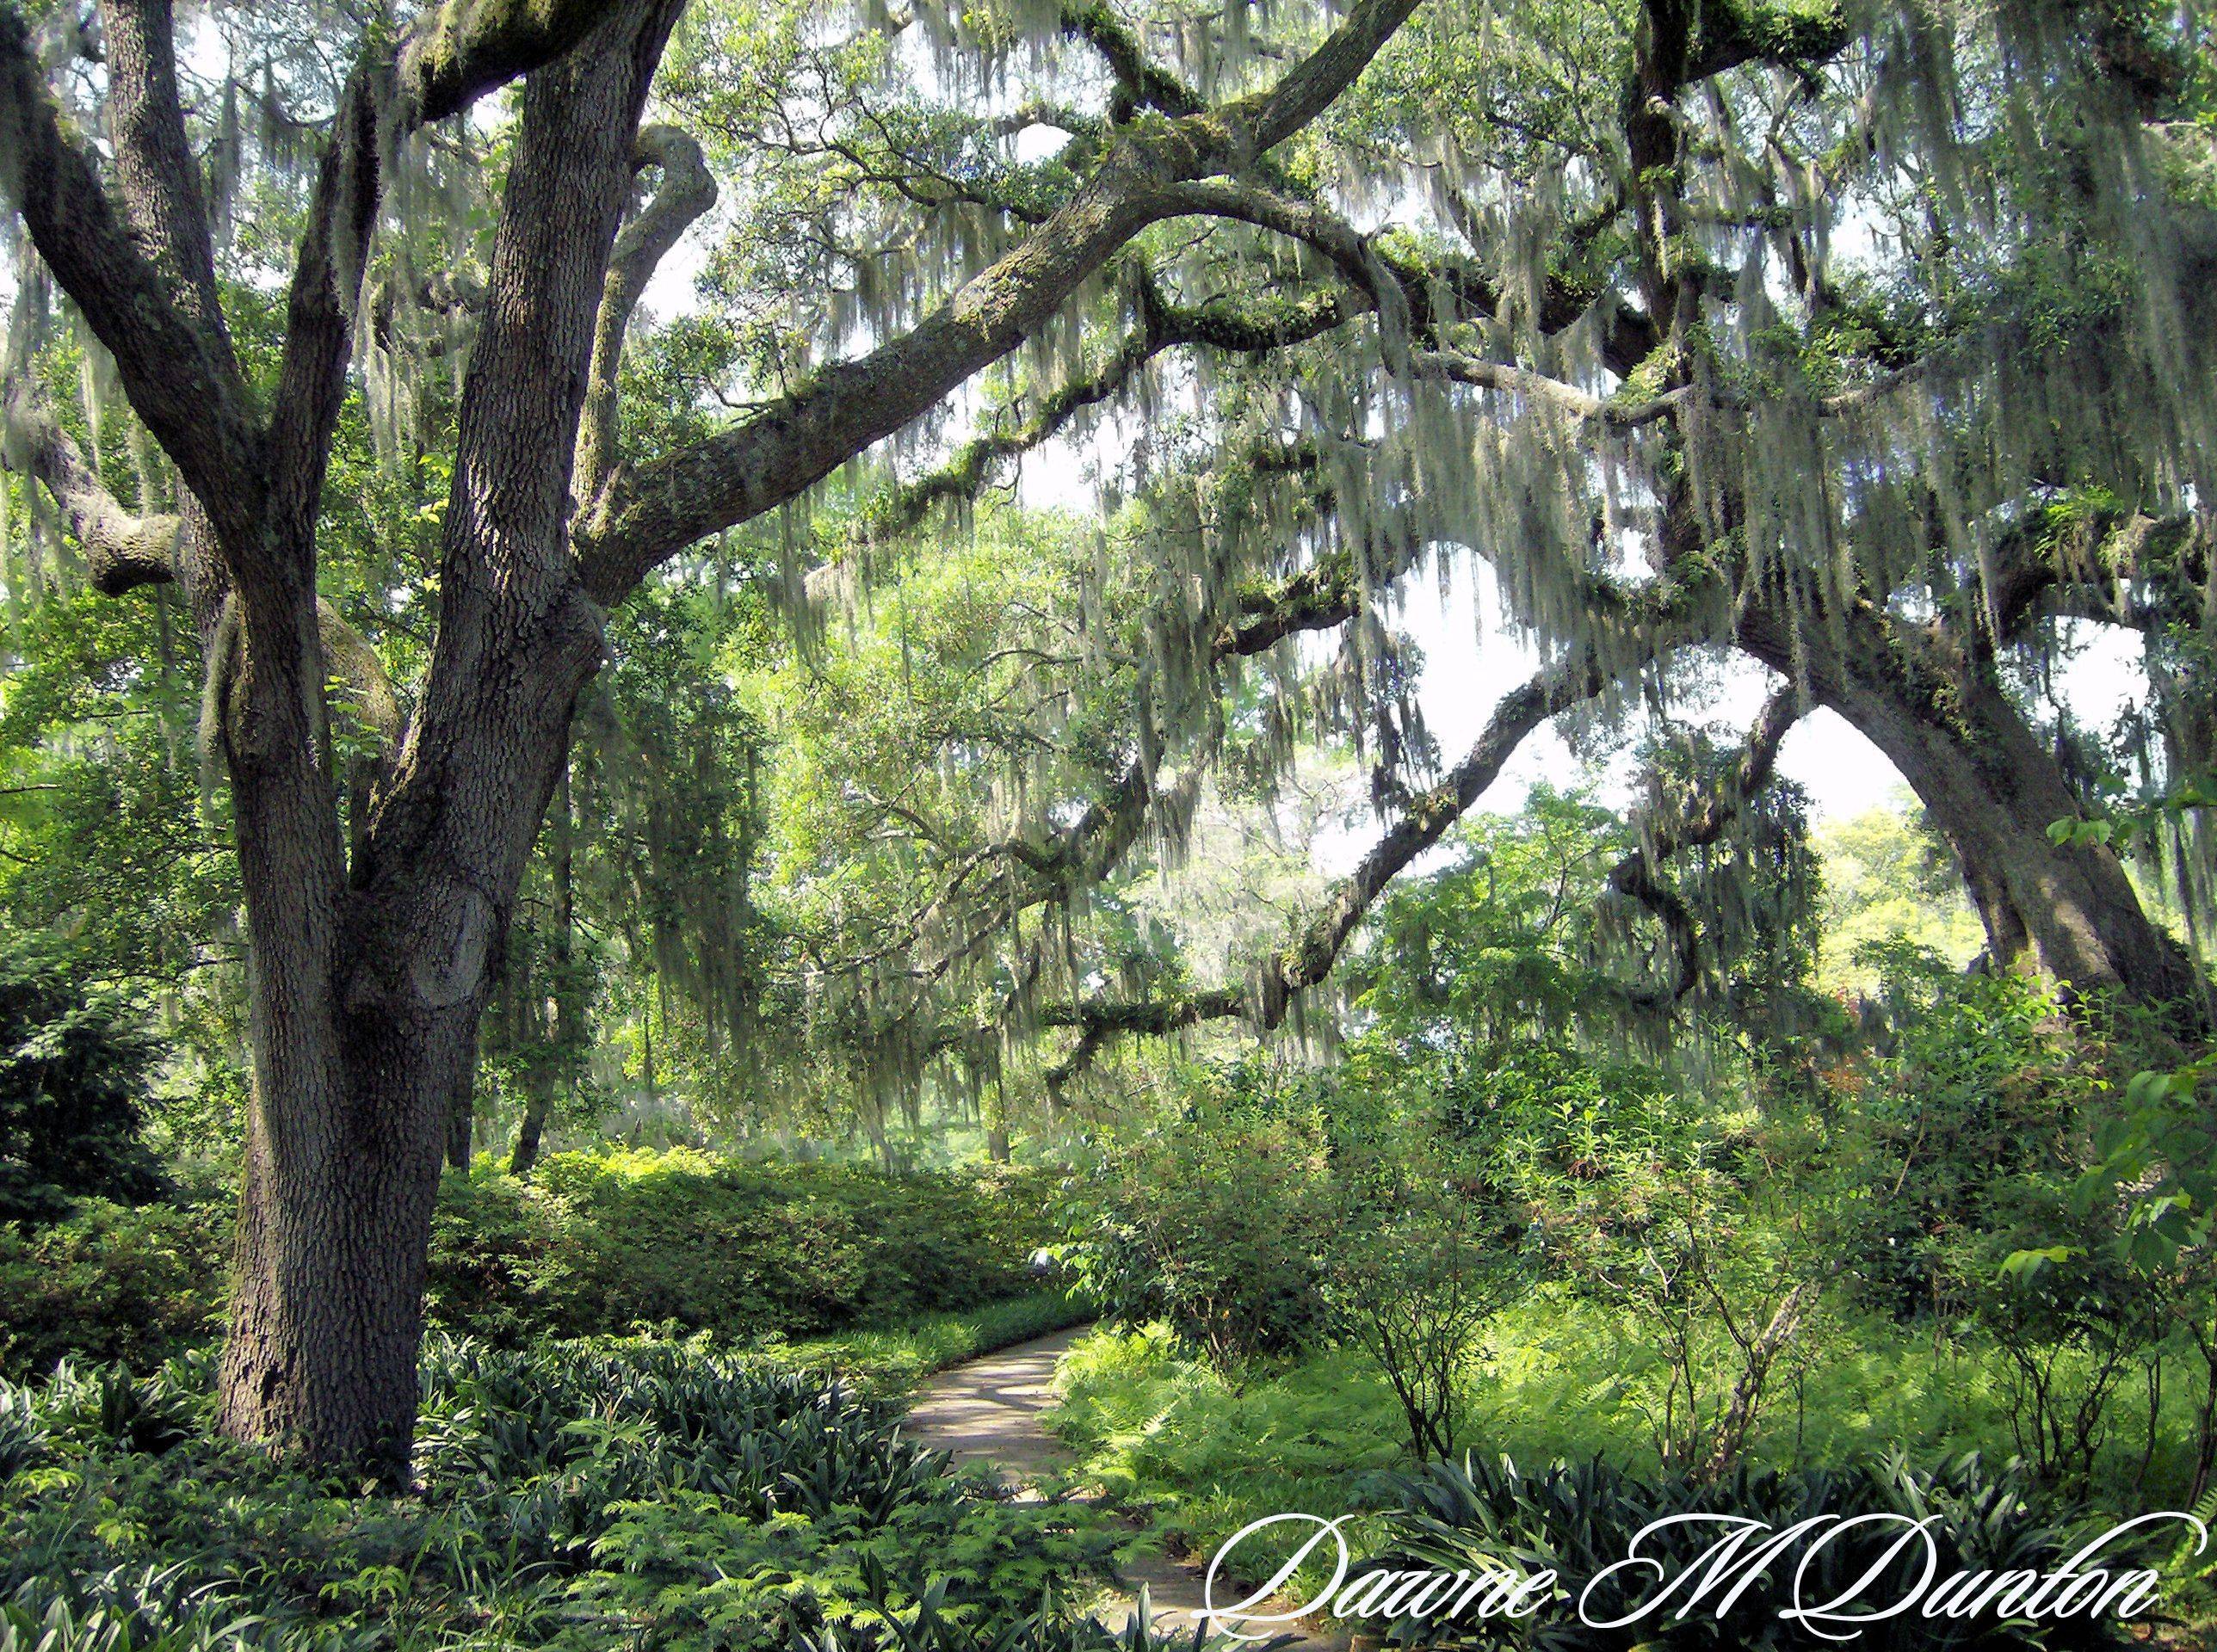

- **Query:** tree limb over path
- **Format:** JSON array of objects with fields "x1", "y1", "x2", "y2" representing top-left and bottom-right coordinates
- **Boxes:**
[
  {"x1": 1041, "y1": 611, "x2": 1706, "y2": 1087},
  {"x1": 572, "y1": 0, "x2": 1427, "y2": 600}
]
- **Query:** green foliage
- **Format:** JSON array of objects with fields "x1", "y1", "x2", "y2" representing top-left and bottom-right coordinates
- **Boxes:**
[
  {"x1": 427, "y1": 1150, "x2": 1059, "y2": 1346},
  {"x1": 0, "y1": 940, "x2": 164, "y2": 1224},
  {"x1": 1068, "y1": 1069, "x2": 1336, "y2": 1374},
  {"x1": 775, "y1": 1289, "x2": 1096, "y2": 1402},
  {"x1": 1362, "y1": 1451, "x2": 2127, "y2": 1650},
  {"x1": 0, "y1": 1336, "x2": 1128, "y2": 1652},
  {"x1": 1349, "y1": 791, "x2": 1633, "y2": 1051},
  {"x1": 1047, "y1": 1326, "x2": 1408, "y2": 1569},
  {"x1": 1325, "y1": 1208, "x2": 1511, "y2": 1463},
  {"x1": 3, "y1": 1153, "x2": 1064, "y2": 1382},
  {"x1": 1051, "y1": 1304, "x2": 2217, "y2": 1627},
  {"x1": 0, "y1": 1202, "x2": 224, "y2": 1383},
  {"x1": 1813, "y1": 798, "x2": 1985, "y2": 998}
]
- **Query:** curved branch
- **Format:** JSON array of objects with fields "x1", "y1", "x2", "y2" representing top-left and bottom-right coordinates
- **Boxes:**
[
  {"x1": 576, "y1": 124, "x2": 719, "y2": 509},
  {"x1": 1058, "y1": 2, "x2": 1203, "y2": 120},
  {"x1": 575, "y1": 0, "x2": 1427, "y2": 601},
  {"x1": 0, "y1": 373, "x2": 179, "y2": 594},
  {"x1": 1604, "y1": 685, "x2": 1803, "y2": 1005},
  {"x1": 1041, "y1": 632, "x2": 1695, "y2": 1083},
  {"x1": 398, "y1": 0, "x2": 643, "y2": 128},
  {"x1": 1161, "y1": 175, "x2": 1658, "y2": 373}
]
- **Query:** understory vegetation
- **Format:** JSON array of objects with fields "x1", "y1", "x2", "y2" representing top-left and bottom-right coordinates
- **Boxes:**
[
  {"x1": 1041, "y1": 815, "x2": 2217, "y2": 1643},
  {"x1": 0, "y1": 1338, "x2": 1133, "y2": 1652},
  {"x1": 6, "y1": 0, "x2": 2217, "y2": 1645},
  {"x1": 3, "y1": 1152, "x2": 1067, "y2": 1383}
]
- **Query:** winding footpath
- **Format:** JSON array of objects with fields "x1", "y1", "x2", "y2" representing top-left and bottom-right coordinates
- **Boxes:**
[{"x1": 901, "y1": 1325, "x2": 1343, "y2": 1648}]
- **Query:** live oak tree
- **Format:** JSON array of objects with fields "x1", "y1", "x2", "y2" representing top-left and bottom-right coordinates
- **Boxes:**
[
  {"x1": 3, "y1": 0, "x2": 2215, "y2": 1477},
  {"x1": 803, "y1": 0, "x2": 2217, "y2": 1083},
  {"x1": 0, "y1": 0, "x2": 1424, "y2": 1471}
]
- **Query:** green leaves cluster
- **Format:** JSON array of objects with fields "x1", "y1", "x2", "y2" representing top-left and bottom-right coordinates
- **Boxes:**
[{"x1": 0, "y1": 1335, "x2": 1128, "y2": 1652}]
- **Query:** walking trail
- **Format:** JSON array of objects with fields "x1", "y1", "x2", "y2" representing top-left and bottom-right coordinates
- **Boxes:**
[{"x1": 901, "y1": 1324, "x2": 1343, "y2": 1648}]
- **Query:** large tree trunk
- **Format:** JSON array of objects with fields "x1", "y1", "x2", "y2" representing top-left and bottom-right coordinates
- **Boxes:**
[
  {"x1": 213, "y1": 4, "x2": 678, "y2": 1477},
  {"x1": 216, "y1": 999, "x2": 477, "y2": 1471},
  {"x1": 1740, "y1": 600, "x2": 2208, "y2": 1032}
]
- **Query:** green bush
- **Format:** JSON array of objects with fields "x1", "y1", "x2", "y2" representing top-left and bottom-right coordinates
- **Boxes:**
[
  {"x1": 0, "y1": 1200, "x2": 225, "y2": 1382},
  {"x1": 2, "y1": 1152, "x2": 1065, "y2": 1380},
  {"x1": 424, "y1": 1150, "x2": 1060, "y2": 1345},
  {"x1": 782, "y1": 1288, "x2": 1097, "y2": 1399},
  {"x1": 1070, "y1": 1073, "x2": 1335, "y2": 1373},
  {"x1": 0, "y1": 941, "x2": 165, "y2": 1225}
]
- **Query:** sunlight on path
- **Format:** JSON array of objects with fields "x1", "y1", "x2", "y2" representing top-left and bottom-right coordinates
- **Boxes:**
[{"x1": 903, "y1": 1326, "x2": 1344, "y2": 1649}]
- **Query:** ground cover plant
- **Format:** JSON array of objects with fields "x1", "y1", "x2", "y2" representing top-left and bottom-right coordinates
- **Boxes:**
[{"x1": 0, "y1": 1337, "x2": 1131, "y2": 1652}]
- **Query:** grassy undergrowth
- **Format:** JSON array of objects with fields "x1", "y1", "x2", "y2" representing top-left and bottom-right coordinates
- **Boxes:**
[
  {"x1": 1045, "y1": 1302, "x2": 2217, "y2": 1604},
  {"x1": 1, "y1": 1331, "x2": 1136, "y2": 1652},
  {"x1": 777, "y1": 1287, "x2": 1093, "y2": 1399}
]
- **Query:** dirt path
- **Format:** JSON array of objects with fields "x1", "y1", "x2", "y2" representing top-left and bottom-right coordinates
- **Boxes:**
[{"x1": 901, "y1": 1325, "x2": 1342, "y2": 1647}]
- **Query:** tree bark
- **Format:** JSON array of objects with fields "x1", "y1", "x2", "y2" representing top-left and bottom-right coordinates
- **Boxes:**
[
  {"x1": 213, "y1": 3, "x2": 680, "y2": 1477},
  {"x1": 447, "y1": 1063, "x2": 474, "y2": 1170},
  {"x1": 510, "y1": 759, "x2": 577, "y2": 1176},
  {"x1": 1738, "y1": 599, "x2": 2208, "y2": 1031}
]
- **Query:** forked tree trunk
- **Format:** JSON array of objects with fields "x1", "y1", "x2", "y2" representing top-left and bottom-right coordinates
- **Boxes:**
[
  {"x1": 1742, "y1": 601, "x2": 2208, "y2": 1032},
  {"x1": 212, "y1": 3, "x2": 678, "y2": 1476}
]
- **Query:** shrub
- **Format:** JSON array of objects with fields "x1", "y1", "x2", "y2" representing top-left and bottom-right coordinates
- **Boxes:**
[
  {"x1": 0, "y1": 1201, "x2": 225, "y2": 1382},
  {"x1": 0, "y1": 942, "x2": 164, "y2": 1225},
  {"x1": 423, "y1": 1150, "x2": 1059, "y2": 1344},
  {"x1": 2, "y1": 1153, "x2": 1063, "y2": 1378},
  {"x1": 1359, "y1": 1451, "x2": 2134, "y2": 1649},
  {"x1": 1071, "y1": 1086, "x2": 1334, "y2": 1373},
  {"x1": 1327, "y1": 1209, "x2": 1514, "y2": 1461}
]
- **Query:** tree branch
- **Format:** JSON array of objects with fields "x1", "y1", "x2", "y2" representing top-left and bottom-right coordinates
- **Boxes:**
[
  {"x1": 2, "y1": 0, "x2": 633, "y2": 581},
  {"x1": 96, "y1": 1, "x2": 231, "y2": 353},
  {"x1": 1058, "y1": 2, "x2": 1203, "y2": 120},
  {"x1": 397, "y1": 0, "x2": 640, "y2": 127},
  {"x1": 1604, "y1": 685, "x2": 1803, "y2": 1004},
  {"x1": 0, "y1": 3, "x2": 263, "y2": 550},
  {"x1": 576, "y1": 123, "x2": 718, "y2": 510},
  {"x1": 574, "y1": 0, "x2": 1427, "y2": 601},
  {"x1": 1417, "y1": 348, "x2": 1693, "y2": 428},
  {"x1": 1041, "y1": 631, "x2": 1694, "y2": 1082},
  {"x1": 864, "y1": 275, "x2": 1360, "y2": 543},
  {"x1": 0, "y1": 372, "x2": 178, "y2": 593}
]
